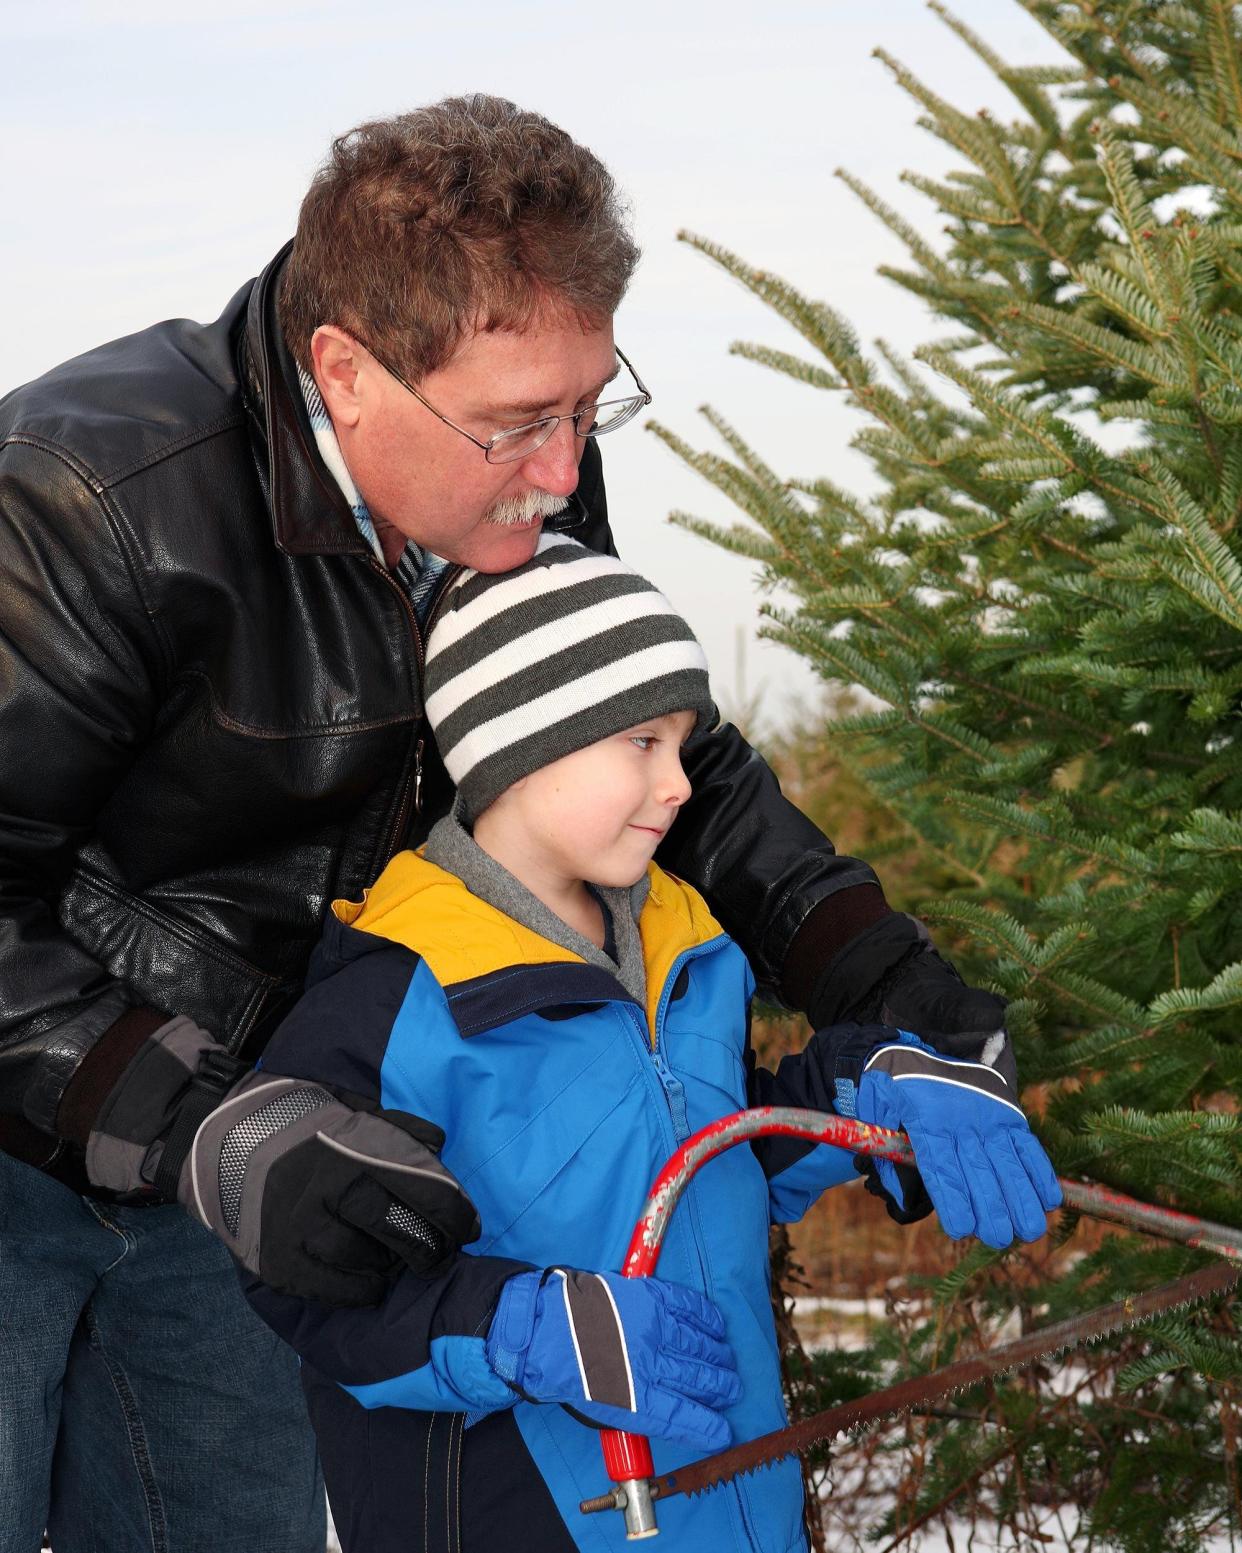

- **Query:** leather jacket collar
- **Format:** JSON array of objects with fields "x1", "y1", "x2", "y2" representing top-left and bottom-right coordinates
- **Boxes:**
[{"x1": 242, "y1": 241, "x2": 366, "y2": 558}]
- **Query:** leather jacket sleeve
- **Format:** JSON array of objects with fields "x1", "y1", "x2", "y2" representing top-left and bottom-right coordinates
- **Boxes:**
[{"x1": 0, "y1": 439, "x2": 169, "y2": 1147}]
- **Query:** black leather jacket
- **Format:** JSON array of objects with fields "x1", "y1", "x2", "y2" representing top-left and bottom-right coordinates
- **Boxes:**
[{"x1": 0, "y1": 243, "x2": 881, "y2": 1184}]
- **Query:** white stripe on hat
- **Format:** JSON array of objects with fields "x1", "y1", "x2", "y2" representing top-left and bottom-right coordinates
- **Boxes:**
[
  {"x1": 442, "y1": 640, "x2": 709, "y2": 782},
  {"x1": 426, "y1": 538, "x2": 628, "y2": 665},
  {"x1": 424, "y1": 590, "x2": 684, "y2": 728}
]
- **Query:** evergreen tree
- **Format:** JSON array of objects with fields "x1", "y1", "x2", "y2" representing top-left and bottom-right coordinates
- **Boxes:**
[{"x1": 656, "y1": 3, "x2": 1242, "y2": 1547}]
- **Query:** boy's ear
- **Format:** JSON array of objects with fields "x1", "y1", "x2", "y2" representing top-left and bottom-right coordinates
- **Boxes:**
[{"x1": 477, "y1": 776, "x2": 527, "y2": 823}]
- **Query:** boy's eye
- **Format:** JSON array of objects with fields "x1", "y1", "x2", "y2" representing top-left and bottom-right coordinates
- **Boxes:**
[{"x1": 629, "y1": 735, "x2": 655, "y2": 751}]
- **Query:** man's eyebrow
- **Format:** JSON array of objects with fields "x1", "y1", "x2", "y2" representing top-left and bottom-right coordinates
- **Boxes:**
[{"x1": 476, "y1": 363, "x2": 622, "y2": 420}]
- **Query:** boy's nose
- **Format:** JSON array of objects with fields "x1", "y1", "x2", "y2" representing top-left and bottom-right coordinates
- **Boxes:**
[{"x1": 657, "y1": 758, "x2": 693, "y2": 808}]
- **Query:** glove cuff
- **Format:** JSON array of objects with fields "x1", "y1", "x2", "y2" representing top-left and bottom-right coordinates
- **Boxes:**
[
  {"x1": 486, "y1": 1269, "x2": 544, "y2": 1387},
  {"x1": 807, "y1": 914, "x2": 929, "y2": 1028},
  {"x1": 56, "y1": 1002, "x2": 168, "y2": 1146},
  {"x1": 150, "y1": 1047, "x2": 249, "y2": 1199},
  {"x1": 781, "y1": 884, "x2": 892, "y2": 1015},
  {"x1": 84, "y1": 1016, "x2": 229, "y2": 1198},
  {"x1": 810, "y1": 1022, "x2": 908, "y2": 1118}
]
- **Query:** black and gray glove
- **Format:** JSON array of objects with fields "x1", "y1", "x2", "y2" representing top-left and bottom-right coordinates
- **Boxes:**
[
  {"x1": 86, "y1": 1016, "x2": 480, "y2": 1305},
  {"x1": 808, "y1": 914, "x2": 1014, "y2": 1225}
]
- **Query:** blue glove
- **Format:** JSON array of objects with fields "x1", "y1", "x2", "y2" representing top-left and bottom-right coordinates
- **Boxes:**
[
  {"x1": 841, "y1": 1030, "x2": 1062, "y2": 1249},
  {"x1": 485, "y1": 1268, "x2": 741, "y2": 1451}
]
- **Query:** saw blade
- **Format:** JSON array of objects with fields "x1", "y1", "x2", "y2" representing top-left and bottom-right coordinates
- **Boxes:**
[{"x1": 580, "y1": 1259, "x2": 1240, "y2": 1513}]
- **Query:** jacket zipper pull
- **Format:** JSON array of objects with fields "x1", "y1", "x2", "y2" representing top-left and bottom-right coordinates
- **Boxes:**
[
  {"x1": 414, "y1": 737, "x2": 425, "y2": 814},
  {"x1": 663, "y1": 1071, "x2": 690, "y2": 1143},
  {"x1": 652, "y1": 1050, "x2": 691, "y2": 1143}
]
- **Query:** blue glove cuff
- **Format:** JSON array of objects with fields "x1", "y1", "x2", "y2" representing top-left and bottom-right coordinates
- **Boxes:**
[
  {"x1": 816, "y1": 1022, "x2": 925, "y2": 1117},
  {"x1": 487, "y1": 1270, "x2": 543, "y2": 1385}
]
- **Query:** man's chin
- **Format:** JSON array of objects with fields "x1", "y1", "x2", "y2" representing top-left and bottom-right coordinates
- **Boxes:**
[{"x1": 462, "y1": 518, "x2": 545, "y2": 574}]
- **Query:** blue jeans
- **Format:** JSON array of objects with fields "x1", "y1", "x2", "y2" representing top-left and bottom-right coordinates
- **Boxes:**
[{"x1": 0, "y1": 1150, "x2": 325, "y2": 1553}]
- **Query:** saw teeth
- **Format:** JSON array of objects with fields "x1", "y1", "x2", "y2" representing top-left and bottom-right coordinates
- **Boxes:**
[{"x1": 638, "y1": 1264, "x2": 1239, "y2": 1508}]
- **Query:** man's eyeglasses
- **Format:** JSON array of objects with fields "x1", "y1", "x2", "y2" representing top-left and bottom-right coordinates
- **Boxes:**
[{"x1": 360, "y1": 340, "x2": 652, "y2": 464}]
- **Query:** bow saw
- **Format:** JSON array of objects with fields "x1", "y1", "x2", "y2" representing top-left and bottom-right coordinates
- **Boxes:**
[{"x1": 576, "y1": 1106, "x2": 1242, "y2": 1539}]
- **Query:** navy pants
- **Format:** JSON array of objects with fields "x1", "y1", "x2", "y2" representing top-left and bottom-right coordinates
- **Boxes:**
[
  {"x1": 303, "y1": 1365, "x2": 576, "y2": 1553},
  {"x1": 0, "y1": 1151, "x2": 324, "y2": 1553}
]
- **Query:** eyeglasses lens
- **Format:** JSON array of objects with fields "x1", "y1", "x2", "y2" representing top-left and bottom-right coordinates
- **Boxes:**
[
  {"x1": 485, "y1": 424, "x2": 557, "y2": 464},
  {"x1": 581, "y1": 397, "x2": 645, "y2": 437},
  {"x1": 482, "y1": 349, "x2": 648, "y2": 466}
]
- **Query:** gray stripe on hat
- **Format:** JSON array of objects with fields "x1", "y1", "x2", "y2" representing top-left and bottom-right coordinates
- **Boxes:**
[
  {"x1": 444, "y1": 535, "x2": 588, "y2": 613},
  {"x1": 428, "y1": 573, "x2": 656, "y2": 690},
  {"x1": 428, "y1": 544, "x2": 632, "y2": 666},
  {"x1": 427, "y1": 591, "x2": 687, "y2": 731},
  {"x1": 456, "y1": 670, "x2": 715, "y2": 823},
  {"x1": 435, "y1": 614, "x2": 699, "y2": 765}
]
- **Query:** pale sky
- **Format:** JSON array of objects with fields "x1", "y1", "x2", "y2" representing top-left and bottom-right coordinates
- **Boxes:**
[{"x1": 2, "y1": 0, "x2": 1056, "y2": 731}]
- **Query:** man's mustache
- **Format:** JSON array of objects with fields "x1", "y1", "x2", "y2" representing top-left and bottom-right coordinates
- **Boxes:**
[{"x1": 483, "y1": 490, "x2": 569, "y2": 528}]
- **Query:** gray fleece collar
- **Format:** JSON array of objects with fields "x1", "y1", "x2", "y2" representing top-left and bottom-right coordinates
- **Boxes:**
[{"x1": 423, "y1": 808, "x2": 650, "y2": 1005}]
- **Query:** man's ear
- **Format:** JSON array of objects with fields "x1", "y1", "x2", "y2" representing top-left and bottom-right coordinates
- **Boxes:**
[{"x1": 310, "y1": 326, "x2": 365, "y2": 429}]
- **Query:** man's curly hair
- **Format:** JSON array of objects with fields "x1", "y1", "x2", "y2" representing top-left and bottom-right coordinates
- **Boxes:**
[{"x1": 279, "y1": 95, "x2": 639, "y2": 379}]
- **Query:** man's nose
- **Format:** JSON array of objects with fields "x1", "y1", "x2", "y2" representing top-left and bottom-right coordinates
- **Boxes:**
[{"x1": 518, "y1": 419, "x2": 582, "y2": 498}]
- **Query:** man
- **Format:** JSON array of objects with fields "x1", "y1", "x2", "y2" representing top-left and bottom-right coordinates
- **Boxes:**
[{"x1": 0, "y1": 96, "x2": 1008, "y2": 1551}]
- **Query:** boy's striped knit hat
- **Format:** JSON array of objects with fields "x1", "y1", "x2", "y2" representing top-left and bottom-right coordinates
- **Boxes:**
[{"x1": 424, "y1": 534, "x2": 714, "y2": 822}]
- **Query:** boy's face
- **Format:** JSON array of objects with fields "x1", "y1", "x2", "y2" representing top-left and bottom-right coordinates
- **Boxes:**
[{"x1": 486, "y1": 709, "x2": 697, "y2": 889}]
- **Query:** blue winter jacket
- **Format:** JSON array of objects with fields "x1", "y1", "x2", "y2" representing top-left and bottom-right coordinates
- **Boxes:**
[{"x1": 248, "y1": 850, "x2": 860, "y2": 1553}]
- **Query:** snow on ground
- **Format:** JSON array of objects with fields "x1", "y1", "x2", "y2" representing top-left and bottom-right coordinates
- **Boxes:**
[{"x1": 790, "y1": 1298, "x2": 1238, "y2": 1553}]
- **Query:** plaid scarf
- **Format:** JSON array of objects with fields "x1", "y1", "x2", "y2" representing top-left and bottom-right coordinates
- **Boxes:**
[{"x1": 297, "y1": 366, "x2": 447, "y2": 622}]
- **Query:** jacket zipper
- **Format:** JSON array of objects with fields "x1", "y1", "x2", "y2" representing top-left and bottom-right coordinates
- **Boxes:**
[
  {"x1": 651, "y1": 1046, "x2": 691, "y2": 1141},
  {"x1": 366, "y1": 557, "x2": 461, "y2": 858},
  {"x1": 645, "y1": 935, "x2": 765, "y2": 1552},
  {"x1": 413, "y1": 736, "x2": 425, "y2": 815},
  {"x1": 620, "y1": 937, "x2": 732, "y2": 1295},
  {"x1": 649, "y1": 936, "x2": 729, "y2": 1143}
]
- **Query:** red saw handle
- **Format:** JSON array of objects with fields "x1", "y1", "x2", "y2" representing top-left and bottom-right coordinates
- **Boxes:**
[
  {"x1": 598, "y1": 1103, "x2": 1242, "y2": 1500},
  {"x1": 599, "y1": 1107, "x2": 910, "y2": 1490}
]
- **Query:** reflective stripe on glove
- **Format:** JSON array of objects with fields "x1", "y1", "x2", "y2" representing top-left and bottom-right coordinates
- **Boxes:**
[
  {"x1": 86, "y1": 1016, "x2": 480, "y2": 1305},
  {"x1": 485, "y1": 1268, "x2": 742, "y2": 1451},
  {"x1": 844, "y1": 1031, "x2": 1062, "y2": 1249}
]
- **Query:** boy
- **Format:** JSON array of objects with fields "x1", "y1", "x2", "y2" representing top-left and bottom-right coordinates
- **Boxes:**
[{"x1": 246, "y1": 536, "x2": 1060, "y2": 1553}]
